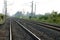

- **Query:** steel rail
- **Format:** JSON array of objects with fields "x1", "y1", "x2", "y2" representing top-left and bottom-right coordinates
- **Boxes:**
[
  {"x1": 10, "y1": 19, "x2": 12, "y2": 40},
  {"x1": 14, "y1": 20, "x2": 41, "y2": 40},
  {"x1": 22, "y1": 19, "x2": 60, "y2": 28},
  {"x1": 21, "y1": 20, "x2": 60, "y2": 31}
]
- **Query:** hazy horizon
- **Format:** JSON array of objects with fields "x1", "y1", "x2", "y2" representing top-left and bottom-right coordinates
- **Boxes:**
[{"x1": 0, "y1": 0, "x2": 60, "y2": 16}]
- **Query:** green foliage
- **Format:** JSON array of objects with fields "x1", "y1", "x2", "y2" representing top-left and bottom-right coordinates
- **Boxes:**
[
  {"x1": 0, "y1": 13, "x2": 5, "y2": 24},
  {"x1": 39, "y1": 16, "x2": 48, "y2": 20},
  {"x1": 14, "y1": 10, "x2": 60, "y2": 24},
  {"x1": 29, "y1": 11, "x2": 60, "y2": 24}
]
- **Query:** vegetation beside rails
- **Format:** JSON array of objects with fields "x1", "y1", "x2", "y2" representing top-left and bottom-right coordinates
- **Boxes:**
[
  {"x1": 14, "y1": 11, "x2": 60, "y2": 25},
  {"x1": 0, "y1": 14, "x2": 5, "y2": 24},
  {"x1": 24, "y1": 11, "x2": 60, "y2": 25}
]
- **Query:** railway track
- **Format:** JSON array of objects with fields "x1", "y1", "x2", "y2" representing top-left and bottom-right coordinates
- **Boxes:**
[
  {"x1": 11, "y1": 18, "x2": 40, "y2": 40},
  {"x1": 14, "y1": 18, "x2": 60, "y2": 40},
  {"x1": 0, "y1": 18, "x2": 41, "y2": 40},
  {"x1": 0, "y1": 18, "x2": 60, "y2": 40},
  {"x1": 20, "y1": 19, "x2": 60, "y2": 31}
]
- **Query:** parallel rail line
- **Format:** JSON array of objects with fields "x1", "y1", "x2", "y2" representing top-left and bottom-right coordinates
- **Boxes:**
[
  {"x1": 21, "y1": 19, "x2": 60, "y2": 32},
  {"x1": 10, "y1": 18, "x2": 41, "y2": 40},
  {"x1": 16, "y1": 19, "x2": 60, "y2": 40},
  {"x1": 14, "y1": 20, "x2": 41, "y2": 40},
  {"x1": 3, "y1": 18, "x2": 60, "y2": 40}
]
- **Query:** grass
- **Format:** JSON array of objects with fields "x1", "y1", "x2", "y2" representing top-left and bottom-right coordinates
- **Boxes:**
[{"x1": 24, "y1": 17, "x2": 60, "y2": 25}]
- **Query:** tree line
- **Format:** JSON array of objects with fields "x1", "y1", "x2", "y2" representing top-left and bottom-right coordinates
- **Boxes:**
[{"x1": 34, "y1": 11, "x2": 60, "y2": 24}]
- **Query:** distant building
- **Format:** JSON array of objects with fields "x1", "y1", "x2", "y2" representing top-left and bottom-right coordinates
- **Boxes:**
[{"x1": 14, "y1": 11, "x2": 23, "y2": 18}]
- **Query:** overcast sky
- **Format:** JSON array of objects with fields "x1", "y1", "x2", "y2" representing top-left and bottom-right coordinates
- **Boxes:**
[{"x1": 0, "y1": 0, "x2": 60, "y2": 16}]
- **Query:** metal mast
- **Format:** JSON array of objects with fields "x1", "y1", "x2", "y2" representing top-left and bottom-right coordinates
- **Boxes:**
[
  {"x1": 4, "y1": 0, "x2": 7, "y2": 21},
  {"x1": 35, "y1": 3, "x2": 36, "y2": 15},
  {"x1": 31, "y1": 1, "x2": 33, "y2": 17}
]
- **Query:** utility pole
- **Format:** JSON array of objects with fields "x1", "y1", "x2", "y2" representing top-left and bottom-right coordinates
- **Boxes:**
[
  {"x1": 4, "y1": 0, "x2": 7, "y2": 21},
  {"x1": 31, "y1": 1, "x2": 33, "y2": 17},
  {"x1": 35, "y1": 3, "x2": 36, "y2": 16},
  {"x1": 29, "y1": 1, "x2": 34, "y2": 19}
]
